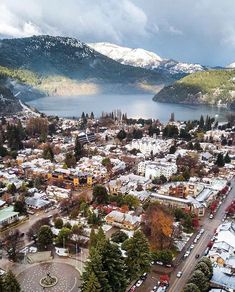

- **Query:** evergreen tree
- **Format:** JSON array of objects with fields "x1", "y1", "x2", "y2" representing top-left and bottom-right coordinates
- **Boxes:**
[
  {"x1": 169, "y1": 145, "x2": 176, "y2": 154},
  {"x1": 82, "y1": 247, "x2": 111, "y2": 292},
  {"x1": 89, "y1": 228, "x2": 97, "y2": 251},
  {"x1": 188, "y1": 270, "x2": 209, "y2": 292},
  {"x1": 64, "y1": 152, "x2": 76, "y2": 168},
  {"x1": 194, "y1": 262, "x2": 211, "y2": 279},
  {"x1": 14, "y1": 199, "x2": 27, "y2": 215},
  {"x1": 74, "y1": 136, "x2": 83, "y2": 161},
  {"x1": 82, "y1": 271, "x2": 101, "y2": 292},
  {"x1": 102, "y1": 241, "x2": 127, "y2": 292},
  {"x1": 183, "y1": 283, "x2": 200, "y2": 292},
  {"x1": 123, "y1": 230, "x2": 151, "y2": 280},
  {"x1": 215, "y1": 153, "x2": 225, "y2": 167},
  {"x1": 2, "y1": 270, "x2": 21, "y2": 292},
  {"x1": 224, "y1": 152, "x2": 231, "y2": 163},
  {"x1": 92, "y1": 185, "x2": 109, "y2": 204},
  {"x1": 117, "y1": 129, "x2": 127, "y2": 141},
  {"x1": 199, "y1": 115, "x2": 204, "y2": 129},
  {"x1": 90, "y1": 112, "x2": 95, "y2": 119},
  {"x1": 42, "y1": 145, "x2": 54, "y2": 161},
  {"x1": 37, "y1": 225, "x2": 53, "y2": 249}
]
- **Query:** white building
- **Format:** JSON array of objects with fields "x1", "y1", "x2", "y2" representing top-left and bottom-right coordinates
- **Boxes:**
[
  {"x1": 128, "y1": 137, "x2": 173, "y2": 156},
  {"x1": 138, "y1": 161, "x2": 177, "y2": 179}
]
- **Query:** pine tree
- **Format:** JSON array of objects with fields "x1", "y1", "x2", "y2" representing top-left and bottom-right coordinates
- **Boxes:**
[
  {"x1": 199, "y1": 115, "x2": 204, "y2": 129},
  {"x1": 74, "y1": 136, "x2": 83, "y2": 161},
  {"x1": 102, "y1": 241, "x2": 127, "y2": 292},
  {"x1": 90, "y1": 112, "x2": 95, "y2": 120},
  {"x1": 89, "y1": 228, "x2": 97, "y2": 251},
  {"x1": 215, "y1": 153, "x2": 225, "y2": 167},
  {"x1": 123, "y1": 230, "x2": 151, "y2": 280},
  {"x1": 2, "y1": 270, "x2": 21, "y2": 292},
  {"x1": 82, "y1": 271, "x2": 101, "y2": 292},
  {"x1": 81, "y1": 248, "x2": 111, "y2": 292},
  {"x1": 43, "y1": 145, "x2": 54, "y2": 161},
  {"x1": 224, "y1": 152, "x2": 231, "y2": 163}
]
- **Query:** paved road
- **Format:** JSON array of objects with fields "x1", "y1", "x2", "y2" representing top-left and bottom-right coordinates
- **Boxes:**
[{"x1": 168, "y1": 178, "x2": 235, "y2": 292}]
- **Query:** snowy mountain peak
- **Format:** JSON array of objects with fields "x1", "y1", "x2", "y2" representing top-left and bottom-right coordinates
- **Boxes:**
[
  {"x1": 89, "y1": 42, "x2": 162, "y2": 70},
  {"x1": 89, "y1": 42, "x2": 205, "y2": 76}
]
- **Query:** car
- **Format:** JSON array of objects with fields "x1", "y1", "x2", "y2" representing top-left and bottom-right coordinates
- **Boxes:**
[
  {"x1": 140, "y1": 273, "x2": 147, "y2": 280},
  {"x1": 200, "y1": 228, "x2": 205, "y2": 234},
  {"x1": 129, "y1": 286, "x2": 136, "y2": 292},
  {"x1": 135, "y1": 280, "x2": 143, "y2": 287},
  {"x1": 184, "y1": 251, "x2": 190, "y2": 258},
  {"x1": 156, "y1": 261, "x2": 164, "y2": 265},
  {"x1": 177, "y1": 271, "x2": 183, "y2": 278},
  {"x1": 193, "y1": 238, "x2": 198, "y2": 244},
  {"x1": 209, "y1": 214, "x2": 214, "y2": 219},
  {"x1": 165, "y1": 264, "x2": 172, "y2": 268},
  {"x1": 195, "y1": 254, "x2": 200, "y2": 259},
  {"x1": 190, "y1": 244, "x2": 195, "y2": 250}
]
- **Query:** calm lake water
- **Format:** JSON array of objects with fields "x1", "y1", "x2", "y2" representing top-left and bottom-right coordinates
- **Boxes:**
[{"x1": 27, "y1": 94, "x2": 230, "y2": 123}]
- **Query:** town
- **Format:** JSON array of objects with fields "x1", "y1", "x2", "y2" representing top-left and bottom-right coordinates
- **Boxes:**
[{"x1": 0, "y1": 107, "x2": 234, "y2": 292}]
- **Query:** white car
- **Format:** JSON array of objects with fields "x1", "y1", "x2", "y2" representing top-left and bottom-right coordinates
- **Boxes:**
[
  {"x1": 135, "y1": 280, "x2": 143, "y2": 287},
  {"x1": 190, "y1": 244, "x2": 195, "y2": 250},
  {"x1": 184, "y1": 251, "x2": 190, "y2": 258},
  {"x1": 193, "y1": 238, "x2": 198, "y2": 244},
  {"x1": 177, "y1": 271, "x2": 183, "y2": 278},
  {"x1": 200, "y1": 228, "x2": 205, "y2": 234},
  {"x1": 209, "y1": 214, "x2": 214, "y2": 219},
  {"x1": 156, "y1": 261, "x2": 164, "y2": 265}
]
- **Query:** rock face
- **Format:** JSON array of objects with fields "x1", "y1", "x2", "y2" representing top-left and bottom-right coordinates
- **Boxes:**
[
  {"x1": 153, "y1": 69, "x2": 235, "y2": 108},
  {"x1": 0, "y1": 35, "x2": 171, "y2": 97},
  {"x1": 0, "y1": 85, "x2": 22, "y2": 115}
]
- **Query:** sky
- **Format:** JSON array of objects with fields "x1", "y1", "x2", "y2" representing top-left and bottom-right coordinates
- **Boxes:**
[{"x1": 0, "y1": 0, "x2": 235, "y2": 67}]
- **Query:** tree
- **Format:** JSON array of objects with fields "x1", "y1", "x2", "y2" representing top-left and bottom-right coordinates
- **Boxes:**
[
  {"x1": 7, "y1": 183, "x2": 17, "y2": 194},
  {"x1": 169, "y1": 145, "x2": 176, "y2": 154},
  {"x1": 188, "y1": 270, "x2": 209, "y2": 292},
  {"x1": 74, "y1": 136, "x2": 83, "y2": 161},
  {"x1": 14, "y1": 199, "x2": 27, "y2": 215},
  {"x1": 152, "y1": 249, "x2": 173, "y2": 265},
  {"x1": 183, "y1": 169, "x2": 190, "y2": 181},
  {"x1": 57, "y1": 227, "x2": 72, "y2": 246},
  {"x1": 123, "y1": 194, "x2": 140, "y2": 209},
  {"x1": 199, "y1": 115, "x2": 204, "y2": 129},
  {"x1": 198, "y1": 257, "x2": 213, "y2": 276},
  {"x1": 194, "y1": 262, "x2": 211, "y2": 279},
  {"x1": 82, "y1": 271, "x2": 101, "y2": 292},
  {"x1": 162, "y1": 125, "x2": 178, "y2": 138},
  {"x1": 2, "y1": 270, "x2": 21, "y2": 292},
  {"x1": 6, "y1": 123, "x2": 24, "y2": 151},
  {"x1": 160, "y1": 175, "x2": 167, "y2": 184},
  {"x1": 64, "y1": 152, "x2": 76, "y2": 168},
  {"x1": 3, "y1": 229, "x2": 23, "y2": 262},
  {"x1": 82, "y1": 247, "x2": 111, "y2": 292},
  {"x1": 123, "y1": 230, "x2": 151, "y2": 280},
  {"x1": 215, "y1": 153, "x2": 225, "y2": 167},
  {"x1": 93, "y1": 185, "x2": 109, "y2": 204},
  {"x1": 143, "y1": 202, "x2": 173, "y2": 249},
  {"x1": 27, "y1": 217, "x2": 50, "y2": 241},
  {"x1": 37, "y1": 225, "x2": 53, "y2": 249},
  {"x1": 102, "y1": 240, "x2": 127, "y2": 292},
  {"x1": 0, "y1": 145, "x2": 8, "y2": 157},
  {"x1": 111, "y1": 230, "x2": 128, "y2": 243},
  {"x1": 117, "y1": 129, "x2": 127, "y2": 141},
  {"x1": 54, "y1": 218, "x2": 64, "y2": 229},
  {"x1": 42, "y1": 145, "x2": 54, "y2": 161},
  {"x1": 183, "y1": 283, "x2": 200, "y2": 292},
  {"x1": 224, "y1": 153, "x2": 231, "y2": 163},
  {"x1": 89, "y1": 228, "x2": 97, "y2": 251}
]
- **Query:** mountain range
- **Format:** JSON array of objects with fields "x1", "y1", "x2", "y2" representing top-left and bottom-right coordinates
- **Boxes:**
[
  {"x1": 0, "y1": 35, "x2": 171, "y2": 101},
  {"x1": 89, "y1": 42, "x2": 205, "y2": 77},
  {"x1": 0, "y1": 34, "x2": 234, "y2": 114}
]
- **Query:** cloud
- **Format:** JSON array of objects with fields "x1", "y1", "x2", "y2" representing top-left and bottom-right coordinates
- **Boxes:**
[{"x1": 0, "y1": 0, "x2": 235, "y2": 66}]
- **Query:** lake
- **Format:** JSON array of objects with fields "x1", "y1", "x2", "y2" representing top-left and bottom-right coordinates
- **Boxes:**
[{"x1": 27, "y1": 94, "x2": 231, "y2": 123}]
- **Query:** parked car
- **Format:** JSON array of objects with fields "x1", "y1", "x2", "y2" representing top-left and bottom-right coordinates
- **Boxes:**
[
  {"x1": 177, "y1": 271, "x2": 183, "y2": 278},
  {"x1": 190, "y1": 244, "x2": 195, "y2": 250},
  {"x1": 209, "y1": 214, "x2": 214, "y2": 219},
  {"x1": 156, "y1": 261, "x2": 164, "y2": 265},
  {"x1": 140, "y1": 273, "x2": 147, "y2": 280},
  {"x1": 135, "y1": 280, "x2": 143, "y2": 287}
]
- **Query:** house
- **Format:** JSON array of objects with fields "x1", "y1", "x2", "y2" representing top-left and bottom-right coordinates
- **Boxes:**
[
  {"x1": 105, "y1": 210, "x2": 141, "y2": 230},
  {"x1": 25, "y1": 196, "x2": 51, "y2": 209},
  {"x1": 0, "y1": 206, "x2": 19, "y2": 228}
]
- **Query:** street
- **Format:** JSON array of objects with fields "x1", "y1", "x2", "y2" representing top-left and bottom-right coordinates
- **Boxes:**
[
  {"x1": 138, "y1": 178, "x2": 235, "y2": 292},
  {"x1": 168, "y1": 178, "x2": 235, "y2": 292}
]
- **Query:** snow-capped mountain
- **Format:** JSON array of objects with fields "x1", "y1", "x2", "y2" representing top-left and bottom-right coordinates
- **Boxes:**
[
  {"x1": 89, "y1": 42, "x2": 163, "y2": 69},
  {"x1": 89, "y1": 42, "x2": 205, "y2": 76}
]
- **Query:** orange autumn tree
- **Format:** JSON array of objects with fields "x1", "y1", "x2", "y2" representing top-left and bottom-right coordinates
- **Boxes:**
[{"x1": 143, "y1": 202, "x2": 173, "y2": 249}]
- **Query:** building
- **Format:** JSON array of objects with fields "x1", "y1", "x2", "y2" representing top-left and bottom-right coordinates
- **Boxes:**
[
  {"x1": 105, "y1": 210, "x2": 141, "y2": 230},
  {"x1": 0, "y1": 206, "x2": 19, "y2": 229},
  {"x1": 139, "y1": 161, "x2": 177, "y2": 179}
]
